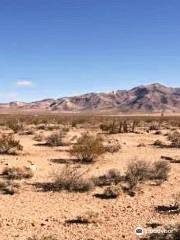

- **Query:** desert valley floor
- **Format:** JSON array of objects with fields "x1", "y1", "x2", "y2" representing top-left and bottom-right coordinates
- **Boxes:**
[{"x1": 0, "y1": 116, "x2": 179, "y2": 240}]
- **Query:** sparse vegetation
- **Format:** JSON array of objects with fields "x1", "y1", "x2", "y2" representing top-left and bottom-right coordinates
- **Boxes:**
[
  {"x1": 168, "y1": 131, "x2": 180, "y2": 148},
  {"x1": 70, "y1": 133, "x2": 105, "y2": 163},
  {"x1": 2, "y1": 166, "x2": 34, "y2": 180},
  {"x1": 93, "y1": 169, "x2": 122, "y2": 186},
  {"x1": 46, "y1": 130, "x2": 66, "y2": 146},
  {"x1": 150, "y1": 160, "x2": 170, "y2": 181},
  {"x1": 0, "y1": 134, "x2": 23, "y2": 154},
  {"x1": 125, "y1": 160, "x2": 170, "y2": 193},
  {"x1": 35, "y1": 165, "x2": 94, "y2": 192},
  {"x1": 0, "y1": 113, "x2": 179, "y2": 238},
  {"x1": 6, "y1": 119, "x2": 24, "y2": 133},
  {"x1": 101, "y1": 185, "x2": 121, "y2": 199},
  {"x1": 0, "y1": 180, "x2": 20, "y2": 195},
  {"x1": 52, "y1": 165, "x2": 94, "y2": 192},
  {"x1": 104, "y1": 142, "x2": 121, "y2": 153}
]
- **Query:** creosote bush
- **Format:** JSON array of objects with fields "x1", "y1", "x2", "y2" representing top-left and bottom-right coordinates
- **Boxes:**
[
  {"x1": 6, "y1": 120, "x2": 24, "y2": 133},
  {"x1": 150, "y1": 160, "x2": 170, "y2": 181},
  {"x1": 168, "y1": 131, "x2": 180, "y2": 148},
  {"x1": 70, "y1": 133, "x2": 105, "y2": 163},
  {"x1": 46, "y1": 131, "x2": 66, "y2": 146},
  {"x1": 104, "y1": 142, "x2": 121, "y2": 153},
  {"x1": 0, "y1": 180, "x2": 20, "y2": 195},
  {"x1": 2, "y1": 166, "x2": 34, "y2": 180},
  {"x1": 0, "y1": 134, "x2": 23, "y2": 154},
  {"x1": 93, "y1": 169, "x2": 122, "y2": 186},
  {"x1": 125, "y1": 160, "x2": 170, "y2": 192},
  {"x1": 102, "y1": 185, "x2": 121, "y2": 199},
  {"x1": 125, "y1": 161, "x2": 150, "y2": 191},
  {"x1": 51, "y1": 165, "x2": 94, "y2": 192}
]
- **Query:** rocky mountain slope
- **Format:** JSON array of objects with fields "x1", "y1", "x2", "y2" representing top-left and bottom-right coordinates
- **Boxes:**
[{"x1": 1, "y1": 83, "x2": 180, "y2": 113}]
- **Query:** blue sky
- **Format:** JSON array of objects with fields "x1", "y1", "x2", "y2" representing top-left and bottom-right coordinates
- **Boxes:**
[{"x1": 0, "y1": 0, "x2": 180, "y2": 102}]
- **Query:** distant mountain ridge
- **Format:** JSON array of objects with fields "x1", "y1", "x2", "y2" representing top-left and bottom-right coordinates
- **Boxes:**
[{"x1": 1, "y1": 83, "x2": 180, "y2": 113}]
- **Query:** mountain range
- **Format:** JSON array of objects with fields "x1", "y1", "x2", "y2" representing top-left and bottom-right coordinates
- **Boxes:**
[{"x1": 1, "y1": 83, "x2": 180, "y2": 113}]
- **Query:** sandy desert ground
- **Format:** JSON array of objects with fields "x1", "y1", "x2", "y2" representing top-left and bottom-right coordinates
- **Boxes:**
[{"x1": 0, "y1": 115, "x2": 179, "y2": 240}]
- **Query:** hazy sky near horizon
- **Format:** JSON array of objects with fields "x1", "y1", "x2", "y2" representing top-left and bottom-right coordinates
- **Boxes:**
[{"x1": 0, "y1": 0, "x2": 180, "y2": 102}]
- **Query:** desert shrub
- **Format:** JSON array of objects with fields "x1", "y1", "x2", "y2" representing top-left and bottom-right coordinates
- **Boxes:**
[
  {"x1": 102, "y1": 185, "x2": 121, "y2": 199},
  {"x1": 149, "y1": 123, "x2": 160, "y2": 131},
  {"x1": 93, "y1": 169, "x2": 122, "y2": 186},
  {"x1": 0, "y1": 134, "x2": 23, "y2": 154},
  {"x1": 36, "y1": 124, "x2": 46, "y2": 130},
  {"x1": 19, "y1": 128, "x2": 35, "y2": 135},
  {"x1": 153, "y1": 139, "x2": 164, "y2": 147},
  {"x1": 125, "y1": 160, "x2": 170, "y2": 193},
  {"x1": 70, "y1": 133, "x2": 105, "y2": 163},
  {"x1": 125, "y1": 161, "x2": 151, "y2": 191},
  {"x1": 168, "y1": 131, "x2": 180, "y2": 148},
  {"x1": 46, "y1": 131, "x2": 66, "y2": 146},
  {"x1": 2, "y1": 166, "x2": 34, "y2": 180},
  {"x1": 0, "y1": 180, "x2": 20, "y2": 195},
  {"x1": 104, "y1": 142, "x2": 121, "y2": 153},
  {"x1": 50, "y1": 165, "x2": 94, "y2": 192},
  {"x1": 100, "y1": 121, "x2": 128, "y2": 134},
  {"x1": 150, "y1": 160, "x2": 170, "y2": 181},
  {"x1": 33, "y1": 133, "x2": 45, "y2": 142},
  {"x1": 7, "y1": 120, "x2": 24, "y2": 133}
]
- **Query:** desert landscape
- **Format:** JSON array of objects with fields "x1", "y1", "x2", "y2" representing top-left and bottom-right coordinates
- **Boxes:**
[
  {"x1": 1, "y1": 1, "x2": 180, "y2": 239},
  {"x1": 0, "y1": 113, "x2": 179, "y2": 240}
]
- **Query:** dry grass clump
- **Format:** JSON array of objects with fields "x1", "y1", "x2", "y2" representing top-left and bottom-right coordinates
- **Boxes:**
[
  {"x1": 125, "y1": 161, "x2": 150, "y2": 192},
  {"x1": 149, "y1": 160, "x2": 170, "y2": 181},
  {"x1": 168, "y1": 131, "x2": 180, "y2": 148},
  {"x1": 0, "y1": 181, "x2": 20, "y2": 195},
  {"x1": 125, "y1": 160, "x2": 170, "y2": 193},
  {"x1": 2, "y1": 166, "x2": 34, "y2": 180},
  {"x1": 149, "y1": 122, "x2": 160, "y2": 131},
  {"x1": 46, "y1": 130, "x2": 66, "y2": 146},
  {"x1": 6, "y1": 120, "x2": 24, "y2": 133},
  {"x1": 104, "y1": 142, "x2": 121, "y2": 153},
  {"x1": 36, "y1": 165, "x2": 94, "y2": 193},
  {"x1": 0, "y1": 134, "x2": 23, "y2": 155},
  {"x1": 53, "y1": 165, "x2": 94, "y2": 192},
  {"x1": 93, "y1": 169, "x2": 122, "y2": 186},
  {"x1": 101, "y1": 185, "x2": 121, "y2": 199},
  {"x1": 70, "y1": 133, "x2": 105, "y2": 163}
]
